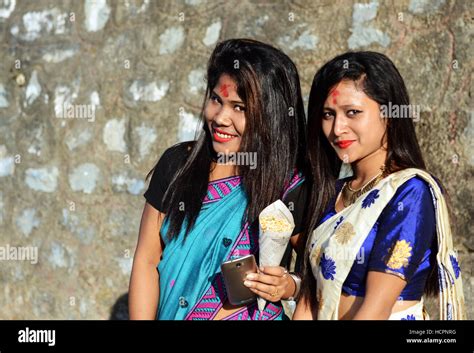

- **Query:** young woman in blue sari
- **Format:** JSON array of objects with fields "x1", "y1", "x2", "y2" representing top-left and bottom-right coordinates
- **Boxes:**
[
  {"x1": 294, "y1": 51, "x2": 465, "y2": 320},
  {"x1": 129, "y1": 39, "x2": 308, "y2": 320}
]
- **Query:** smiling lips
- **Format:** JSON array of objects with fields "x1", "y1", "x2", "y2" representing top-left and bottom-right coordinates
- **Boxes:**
[
  {"x1": 336, "y1": 140, "x2": 355, "y2": 149},
  {"x1": 212, "y1": 127, "x2": 238, "y2": 143}
]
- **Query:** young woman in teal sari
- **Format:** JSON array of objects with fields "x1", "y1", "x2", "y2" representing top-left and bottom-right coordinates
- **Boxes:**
[
  {"x1": 129, "y1": 39, "x2": 308, "y2": 320},
  {"x1": 294, "y1": 51, "x2": 465, "y2": 320}
]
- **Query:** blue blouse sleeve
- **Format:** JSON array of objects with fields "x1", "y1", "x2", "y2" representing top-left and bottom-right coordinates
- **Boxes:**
[{"x1": 368, "y1": 177, "x2": 436, "y2": 282}]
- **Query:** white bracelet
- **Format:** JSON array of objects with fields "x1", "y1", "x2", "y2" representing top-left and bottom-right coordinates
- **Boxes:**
[{"x1": 287, "y1": 272, "x2": 301, "y2": 301}]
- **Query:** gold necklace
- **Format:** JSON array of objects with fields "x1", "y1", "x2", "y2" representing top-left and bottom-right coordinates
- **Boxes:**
[{"x1": 340, "y1": 165, "x2": 387, "y2": 207}]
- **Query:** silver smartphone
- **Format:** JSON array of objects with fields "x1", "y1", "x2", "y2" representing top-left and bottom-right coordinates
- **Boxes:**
[{"x1": 221, "y1": 254, "x2": 258, "y2": 306}]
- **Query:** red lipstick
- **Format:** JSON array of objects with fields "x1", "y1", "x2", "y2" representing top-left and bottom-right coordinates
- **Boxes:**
[
  {"x1": 212, "y1": 127, "x2": 237, "y2": 143},
  {"x1": 336, "y1": 140, "x2": 355, "y2": 149}
]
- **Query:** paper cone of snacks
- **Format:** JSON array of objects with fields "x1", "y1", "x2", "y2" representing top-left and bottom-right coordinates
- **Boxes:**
[{"x1": 257, "y1": 199, "x2": 295, "y2": 311}]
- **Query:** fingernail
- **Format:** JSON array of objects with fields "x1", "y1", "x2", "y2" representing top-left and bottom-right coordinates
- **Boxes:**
[
  {"x1": 246, "y1": 274, "x2": 255, "y2": 280},
  {"x1": 260, "y1": 266, "x2": 264, "y2": 272},
  {"x1": 243, "y1": 281, "x2": 251, "y2": 287}
]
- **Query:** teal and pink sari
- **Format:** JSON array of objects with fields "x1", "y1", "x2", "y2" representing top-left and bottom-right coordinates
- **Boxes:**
[{"x1": 156, "y1": 172, "x2": 304, "y2": 320}]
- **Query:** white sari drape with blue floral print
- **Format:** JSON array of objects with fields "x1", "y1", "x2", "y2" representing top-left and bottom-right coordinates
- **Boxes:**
[{"x1": 308, "y1": 168, "x2": 466, "y2": 320}]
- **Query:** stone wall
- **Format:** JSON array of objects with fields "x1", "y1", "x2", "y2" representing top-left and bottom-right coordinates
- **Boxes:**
[{"x1": 0, "y1": 0, "x2": 471, "y2": 319}]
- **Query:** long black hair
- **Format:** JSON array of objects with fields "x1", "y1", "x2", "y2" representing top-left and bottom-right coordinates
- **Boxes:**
[
  {"x1": 301, "y1": 51, "x2": 438, "y2": 310},
  {"x1": 154, "y1": 38, "x2": 308, "y2": 240}
]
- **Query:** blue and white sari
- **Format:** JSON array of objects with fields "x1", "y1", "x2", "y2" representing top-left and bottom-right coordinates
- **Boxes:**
[{"x1": 308, "y1": 168, "x2": 466, "y2": 320}]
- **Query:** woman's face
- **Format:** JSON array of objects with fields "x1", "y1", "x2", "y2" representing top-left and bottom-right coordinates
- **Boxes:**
[
  {"x1": 204, "y1": 74, "x2": 246, "y2": 155},
  {"x1": 321, "y1": 79, "x2": 387, "y2": 164}
]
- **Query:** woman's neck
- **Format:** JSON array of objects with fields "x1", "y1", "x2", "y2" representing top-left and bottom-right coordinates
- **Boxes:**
[
  {"x1": 350, "y1": 147, "x2": 387, "y2": 189},
  {"x1": 209, "y1": 162, "x2": 239, "y2": 181}
]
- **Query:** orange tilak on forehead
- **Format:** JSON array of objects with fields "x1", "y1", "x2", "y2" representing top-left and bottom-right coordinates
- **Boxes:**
[
  {"x1": 331, "y1": 89, "x2": 340, "y2": 105},
  {"x1": 220, "y1": 84, "x2": 230, "y2": 97}
]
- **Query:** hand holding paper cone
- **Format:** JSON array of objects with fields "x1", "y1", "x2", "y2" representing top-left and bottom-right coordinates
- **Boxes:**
[{"x1": 257, "y1": 200, "x2": 295, "y2": 311}]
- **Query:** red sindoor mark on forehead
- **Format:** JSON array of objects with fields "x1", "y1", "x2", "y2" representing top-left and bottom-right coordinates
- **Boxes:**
[
  {"x1": 220, "y1": 84, "x2": 229, "y2": 98},
  {"x1": 331, "y1": 90, "x2": 339, "y2": 105}
]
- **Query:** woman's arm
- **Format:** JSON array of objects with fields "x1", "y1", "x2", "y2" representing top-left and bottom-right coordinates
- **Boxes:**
[
  {"x1": 128, "y1": 203, "x2": 165, "y2": 320},
  {"x1": 352, "y1": 179, "x2": 435, "y2": 320},
  {"x1": 290, "y1": 232, "x2": 305, "y2": 258},
  {"x1": 352, "y1": 271, "x2": 407, "y2": 320},
  {"x1": 293, "y1": 294, "x2": 317, "y2": 320}
]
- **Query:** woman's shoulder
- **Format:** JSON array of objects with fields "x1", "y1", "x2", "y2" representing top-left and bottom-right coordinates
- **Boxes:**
[
  {"x1": 398, "y1": 175, "x2": 431, "y2": 192},
  {"x1": 392, "y1": 173, "x2": 442, "y2": 200},
  {"x1": 149, "y1": 140, "x2": 196, "y2": 183},
  {"x1": 384, "y1": 174, "x2": 436, "y2": 214},
  {"x1": 161, "y1": 140, "x2": 196, "y2": 161}
]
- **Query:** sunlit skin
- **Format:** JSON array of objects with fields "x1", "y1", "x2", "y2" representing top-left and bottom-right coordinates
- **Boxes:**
[
  {"x1": 294, "y1": 80, "x2": 419, "y2": 320},
  {"x1": 204, "y1": 74, "x2": 245, "y2": 181},
  {"x1": 204, "y1": 74, "x2": 246, "y2": 158},
  {"x1": 204, "y1": 74, "x2": 299, "y2": 319},
  {"x1": 321, "y1": 79, "x2": 388, "y2": 183}
]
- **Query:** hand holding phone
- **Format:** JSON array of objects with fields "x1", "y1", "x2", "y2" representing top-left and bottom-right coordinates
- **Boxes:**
[{"x1": 221, "y1": 255, "x2": 258, "y2": 306}]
